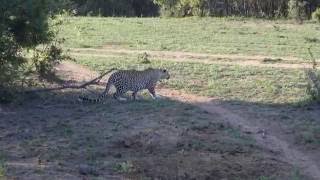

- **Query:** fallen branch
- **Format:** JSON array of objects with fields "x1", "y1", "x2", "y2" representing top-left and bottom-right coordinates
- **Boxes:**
[{"x1": 24, "y1": 68, "x2": 116, "y2": 93}]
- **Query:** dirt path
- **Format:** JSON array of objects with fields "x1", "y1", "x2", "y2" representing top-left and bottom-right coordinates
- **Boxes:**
[
  {"x1": 157, "y1": 89, "x2": 320, "y2": 180},
  {"x1": 56, "y1": 61, "x2": 320, "y2": 179},
  {"x1": 70, "y1": 47, "x2": 318, "y2": 69}
]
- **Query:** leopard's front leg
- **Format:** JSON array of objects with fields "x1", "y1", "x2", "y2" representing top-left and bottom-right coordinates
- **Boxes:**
[{"x1": 148, "y1": 86, "x2": 162, "y2": 99}]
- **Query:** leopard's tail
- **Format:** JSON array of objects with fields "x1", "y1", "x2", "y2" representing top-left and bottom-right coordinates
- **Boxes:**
[{"x1": 78, "y1": 75, "x2": 114, "y2": 103}]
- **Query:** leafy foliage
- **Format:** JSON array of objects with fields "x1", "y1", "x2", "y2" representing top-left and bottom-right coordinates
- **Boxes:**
[
  {"x1": 154, "y1": 0, "x2": 320, "y2": 18},
  {"x1": 0, "y1": 32, "x2": 25, "y2": 86},
  {"x1": 312, "y1": 7, "x2": 320, "y2": 22},
  {"x1": 0, "y1": 0, "x2": 62, "y2": 47},
  {"x1": 32, "y1": 42, "x2": 69, "y2": 77},
  {"x1": 288, "y1": 0, "x2": 308, "y2": 22},
  {"x1": 154, "y1": 0, "x2": 208, "y2": 17},
  {"x1": 0, "y1": 0, "x2": 69, "y2": 103}
]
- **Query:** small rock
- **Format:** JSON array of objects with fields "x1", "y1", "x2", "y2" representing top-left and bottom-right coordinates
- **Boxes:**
[
  {"x1": 114, "y1": 153, "x2": 122, "y2": 159},
  {"x1": 257, "y1": 129, "x2": 267, "y2": 139},
  {"x1": 79, "y1": 164, "x2": 99, "y2": 176},
  {"x1": 123, "y1": 140, "x2": 133, "y2": 148}
]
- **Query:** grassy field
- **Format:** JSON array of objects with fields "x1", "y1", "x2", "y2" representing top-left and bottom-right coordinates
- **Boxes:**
[
  {"x1": 59, "y1": 17, "x2": 320, "y2": 60},
  {"x1": 2, "y1": 16, "x2": 320, "y2": 179},
  {"x1": 74, "y1": 55, "x2": 309, "y2": 105},
  {"x1": 73, "y1": 54, "x2": 320, "y2": 147},
  {"x1": 58, "y1": 16, "x2": 320, "y2": 178},
  {"x1": 61, "y1": 16, "x2": 320, "y2": 148}
]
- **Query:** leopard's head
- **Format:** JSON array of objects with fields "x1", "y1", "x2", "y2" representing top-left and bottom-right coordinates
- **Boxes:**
[
  {"x1": 158, "y1": 69, "x2": 170, "y2": 80},
  {"x1": 146, "y1": 68, "x2": 170, "y2": 80}
]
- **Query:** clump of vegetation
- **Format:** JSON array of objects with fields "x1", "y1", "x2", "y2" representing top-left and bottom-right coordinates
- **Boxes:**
[
  {"x1": 154, "y1": 0, "x2": 223, "y2": 17},
  {"x1": 0, "y1": 164, "x2": 5, "y2": 178},
  {"x1": 0, "y1": 32, "x2": 26, "y2": 100},
  {"x1": 138, "y1": 52, "x2": 151, "y2": 64},
  {"x1": 262, "y1": 58, "x2": 283, "y2": 63},
  {"x1": 312, "y1": 8, "x2": 320, "y2": 23},
  {"x1": 305, "y1": 48, "x2": 320, "y2": 102},
  {"x1": 305, "y1": 37, "x2": 320, "y2": 43},
  {"x1": 288, "y1": 0, "x2": 307, "y2": 23},
  {"x1": 113, "y1": 161, "x2": 135, "y2": 173},
  {"x1": 32, "y1": 41, "x2": 71, "y2": 77},
  {"x1": 0, "y1": 154, "x2": 6, "y2": 179}
]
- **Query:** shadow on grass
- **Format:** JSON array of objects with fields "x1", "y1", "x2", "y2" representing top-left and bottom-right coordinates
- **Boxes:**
[
  {"x1": 214, "y1": 99, "x2": 320, "y2": 147},
  {"x1": 0, "y1": 90, "x2": 317, "y2": 179}
]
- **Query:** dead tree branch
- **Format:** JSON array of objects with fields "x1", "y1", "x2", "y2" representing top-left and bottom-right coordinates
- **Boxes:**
[{"x1": 24, "y1": 68, "x2": 116, "y2": 93}]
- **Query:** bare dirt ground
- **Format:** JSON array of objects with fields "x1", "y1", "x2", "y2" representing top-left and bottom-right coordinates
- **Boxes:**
[
  {"x1": 70, "y1": 47, "x2": 319, "y2": 69},
  {"x1": 1, "y1": 61, "x2": 319, "y2": 179}
]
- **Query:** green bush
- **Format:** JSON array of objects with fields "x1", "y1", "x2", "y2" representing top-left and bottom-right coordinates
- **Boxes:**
[
  {"x1": 154, "y1": 0, "x2": 179, "y2": 17},
  {"x1": 154, "y1": 0, "x2": 207, "y2": 17},
  {"x1": 0, "y1": 0, "x2": 68, "y2": 103},
  {"x1": 312, "y1": 8, "x2": 320, "y2": 23},
  {"x1": 288, "y1": 0, "x2": 307, "y2": 22},
  {"x1": 0, "y1": 32, "x2": 26, "y2": 103},
  {"x1": 0, "y1": 33, "x2": 25, "y2": 87},
  {"x1": 32, "y1": 42, "x2": 69, "y2": 77}
]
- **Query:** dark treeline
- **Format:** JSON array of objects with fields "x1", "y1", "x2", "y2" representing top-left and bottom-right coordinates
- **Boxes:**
[
  {"x1": 188, "y1": 0, "x2": 291, "y2": 17},
  {"x1": 67, "y1": 0, "x2": 159, "y2": 17},
  {"x1": 161, "y1": 0, "x2": 320, "y2": 18},
  {"x1": 65, "y1": 0, "x2": 320, "y2": 18}
]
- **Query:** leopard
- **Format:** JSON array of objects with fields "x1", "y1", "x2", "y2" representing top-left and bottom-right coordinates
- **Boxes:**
[{"x1": 79, "y1": 68, "x2": 170, "y2": 102}]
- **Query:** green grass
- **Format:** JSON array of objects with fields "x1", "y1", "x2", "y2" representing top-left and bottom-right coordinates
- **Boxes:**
[
  {"x1": 0, "y1": 153, "x2": 6, "y2": 179},
  {"x1": 74, "y1": 55, "x2": 309, "y2": 105},
  {"x1": 59, "y1": 17, "x2": 320, "y2": 60}
]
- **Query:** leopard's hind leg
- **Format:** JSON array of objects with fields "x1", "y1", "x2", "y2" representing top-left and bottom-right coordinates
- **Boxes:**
[
  {"x1": 113, "y1": 88, "x2": 127, "y2": 101},
  {"x1": 132, "y1": 91, "x2": 142, "y2": 100}
]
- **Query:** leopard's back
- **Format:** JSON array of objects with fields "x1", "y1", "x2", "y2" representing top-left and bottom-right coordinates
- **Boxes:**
[{"x1": 109, "y1": 70, "x2": 154, "y2": 92}]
